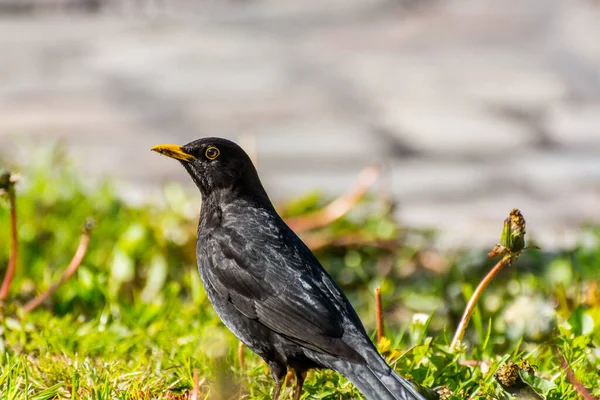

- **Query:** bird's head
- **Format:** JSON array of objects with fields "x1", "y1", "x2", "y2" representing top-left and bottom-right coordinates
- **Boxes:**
[{"x1": 152, "y1": 137, "x2": 269, "y2": 205}]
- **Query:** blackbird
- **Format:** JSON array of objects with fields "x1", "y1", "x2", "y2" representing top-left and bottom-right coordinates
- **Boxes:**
[{"x1": 152, "y1": 137, "x2": 425, "y2": 400}]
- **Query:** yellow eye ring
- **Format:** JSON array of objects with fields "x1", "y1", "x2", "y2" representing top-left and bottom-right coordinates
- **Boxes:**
[{"x1": 205, "y1": 146, "x2": 220, "y2": 160}]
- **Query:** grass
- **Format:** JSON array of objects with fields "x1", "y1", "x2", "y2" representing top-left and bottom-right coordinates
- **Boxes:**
[{"x1": 0, "y1": 145, "x2": 599, "y2": 399}]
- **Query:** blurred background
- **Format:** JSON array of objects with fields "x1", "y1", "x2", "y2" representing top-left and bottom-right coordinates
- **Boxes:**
[{"x1": 1, "y1": 0, "x2": 599, "y2": 250}]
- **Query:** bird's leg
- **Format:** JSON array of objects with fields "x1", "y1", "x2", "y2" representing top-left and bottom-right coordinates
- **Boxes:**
[
  {"x1": 293, "y1": 370, "x2": 307, "y2": 400},
  {"x1": 269, "y1": 363, "x2": 287, "y2": 400},
  {"x1": 272, "y1": 379, "x2": 283, "y2": 400}
]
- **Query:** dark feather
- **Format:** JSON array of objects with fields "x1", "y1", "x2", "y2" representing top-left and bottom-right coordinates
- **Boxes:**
[{"x1": 201, "y1": 217, "x2": 364, "y2": 362}]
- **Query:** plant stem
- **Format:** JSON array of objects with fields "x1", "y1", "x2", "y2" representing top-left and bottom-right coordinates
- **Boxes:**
[
  {"x1": 375, "y1": 286, "x2": 385, "y2": 343},
  {"x1": 22, "y1": 228, "x2": 90, "y2": 313},
  {"x1": 0, "y1": 188, "x2": 18, "y2": 301},
  {"x1": 190, "y1": 369, "x2": 200, "y2": 400},
  {"x1": 450, "y1": 255, "x2": 512, "y2": 351},
  {"x1": 238, "y1": 342, "x2": 246, "y2": 372}
]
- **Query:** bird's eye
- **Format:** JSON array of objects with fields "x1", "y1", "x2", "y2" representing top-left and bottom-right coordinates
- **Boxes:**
[{"x1": 205, "y1": 146, "x2": 220, "y2": 160}]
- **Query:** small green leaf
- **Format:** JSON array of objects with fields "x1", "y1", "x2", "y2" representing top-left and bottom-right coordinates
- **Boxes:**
[
  {"x1": 519, "y1": 369, "x2": 556, "y2": 396},
  {"x1": 568, "y1": 306, "x2": 595, "y2": 336},
  {"x1": 494, "y1": 385, "x2": 517, "y2": 400}
]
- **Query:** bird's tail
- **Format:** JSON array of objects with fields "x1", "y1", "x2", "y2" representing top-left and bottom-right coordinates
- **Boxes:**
[{"x1": 330, "y1": 358, "x2": 425, "y2": 400}]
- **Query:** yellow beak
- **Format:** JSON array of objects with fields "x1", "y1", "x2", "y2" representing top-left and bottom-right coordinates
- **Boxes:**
[{"x1": 151, "y1": 144, "x2": 196, "y2": 162}]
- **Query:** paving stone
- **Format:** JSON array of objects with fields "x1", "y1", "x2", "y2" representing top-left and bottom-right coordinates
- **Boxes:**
[
  {"x1": 0, "y1": 0, "x2": 599, "y2": 249},
  {"x1": 387, "y1": 160, "x2": 495, "y2": 201},
  {"x1": 379, "y1": 103, "x2": 533, "y2": 156},
  {"x1": 400, "y1": 191, "x2": 600, "y2": 249},
  {"x1": 0, "y1": 95, "x2": 132, "y2": 133},
  {"x1": 504, "y1": 150, "x2": 600, "y2": 194},
  {"x1": 545, "y1": 103, "x2": 600, "y2": 146}
]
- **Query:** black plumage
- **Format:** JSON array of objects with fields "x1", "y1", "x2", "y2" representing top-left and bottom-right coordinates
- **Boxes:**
[{"x1": 152, "y1": 137, "x2": 425, "y2": 400}]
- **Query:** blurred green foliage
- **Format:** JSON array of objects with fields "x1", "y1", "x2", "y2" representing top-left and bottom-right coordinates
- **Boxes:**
[{"x1": 0, "y1": 146, "x2": 599, "y2": 399}]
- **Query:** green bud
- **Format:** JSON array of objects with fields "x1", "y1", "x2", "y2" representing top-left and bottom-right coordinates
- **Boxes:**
[
  {"x1": 489, "y1": 209, "x2": 527, "y2": 259},
  {"x1": 499, "y1": 209, "x2": 525, "y2": 252},
  {"x1": 508, "y1": 208, "x2": 526, "y2": 252}
]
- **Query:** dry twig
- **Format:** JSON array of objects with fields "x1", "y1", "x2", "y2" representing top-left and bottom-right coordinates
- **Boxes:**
[
  {"x1": 22, "y1": 219, "x2": 94, "y2": 313},
  {"x1": 302, "y1": 232, "x2": 398, "y2": 252},
  {"x1": 286, "y1": 166, "x2": 380, "y2": 233}
]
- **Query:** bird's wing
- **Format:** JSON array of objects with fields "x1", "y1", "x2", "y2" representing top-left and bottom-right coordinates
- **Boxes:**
[{"x1": 202, "y1": 224, "x2": 364, "y2": 362}]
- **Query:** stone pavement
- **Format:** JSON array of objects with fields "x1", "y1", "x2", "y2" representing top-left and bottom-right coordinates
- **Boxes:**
[{"x1": 1, "y1": 0, "x2": 599, "y2": 249}]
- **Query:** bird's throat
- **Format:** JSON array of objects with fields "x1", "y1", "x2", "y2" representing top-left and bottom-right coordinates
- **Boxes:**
[{"x1": 199, "y1": 194, "x2": 225, "y2": 229}]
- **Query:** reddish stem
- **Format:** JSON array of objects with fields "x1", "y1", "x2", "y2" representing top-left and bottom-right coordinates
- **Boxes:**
[
  {"x1": 0, "y1": 189, "x2": 18, "y2": 301},
  {"x1": 22, "y1": 230, "x2": 90, "y2": 313},
  {"x1": 375, "y1": 286, "x2": 385, "y2": 343},
  {"x1": 450, "y1": 255, "x2": 512, "y2": 351},
  {"x1": 459, "y1": 360, "x2": 489, "y2": 367},
  {"x1": 557, "y1": 349, "x2": 597, "y2": 400}
]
